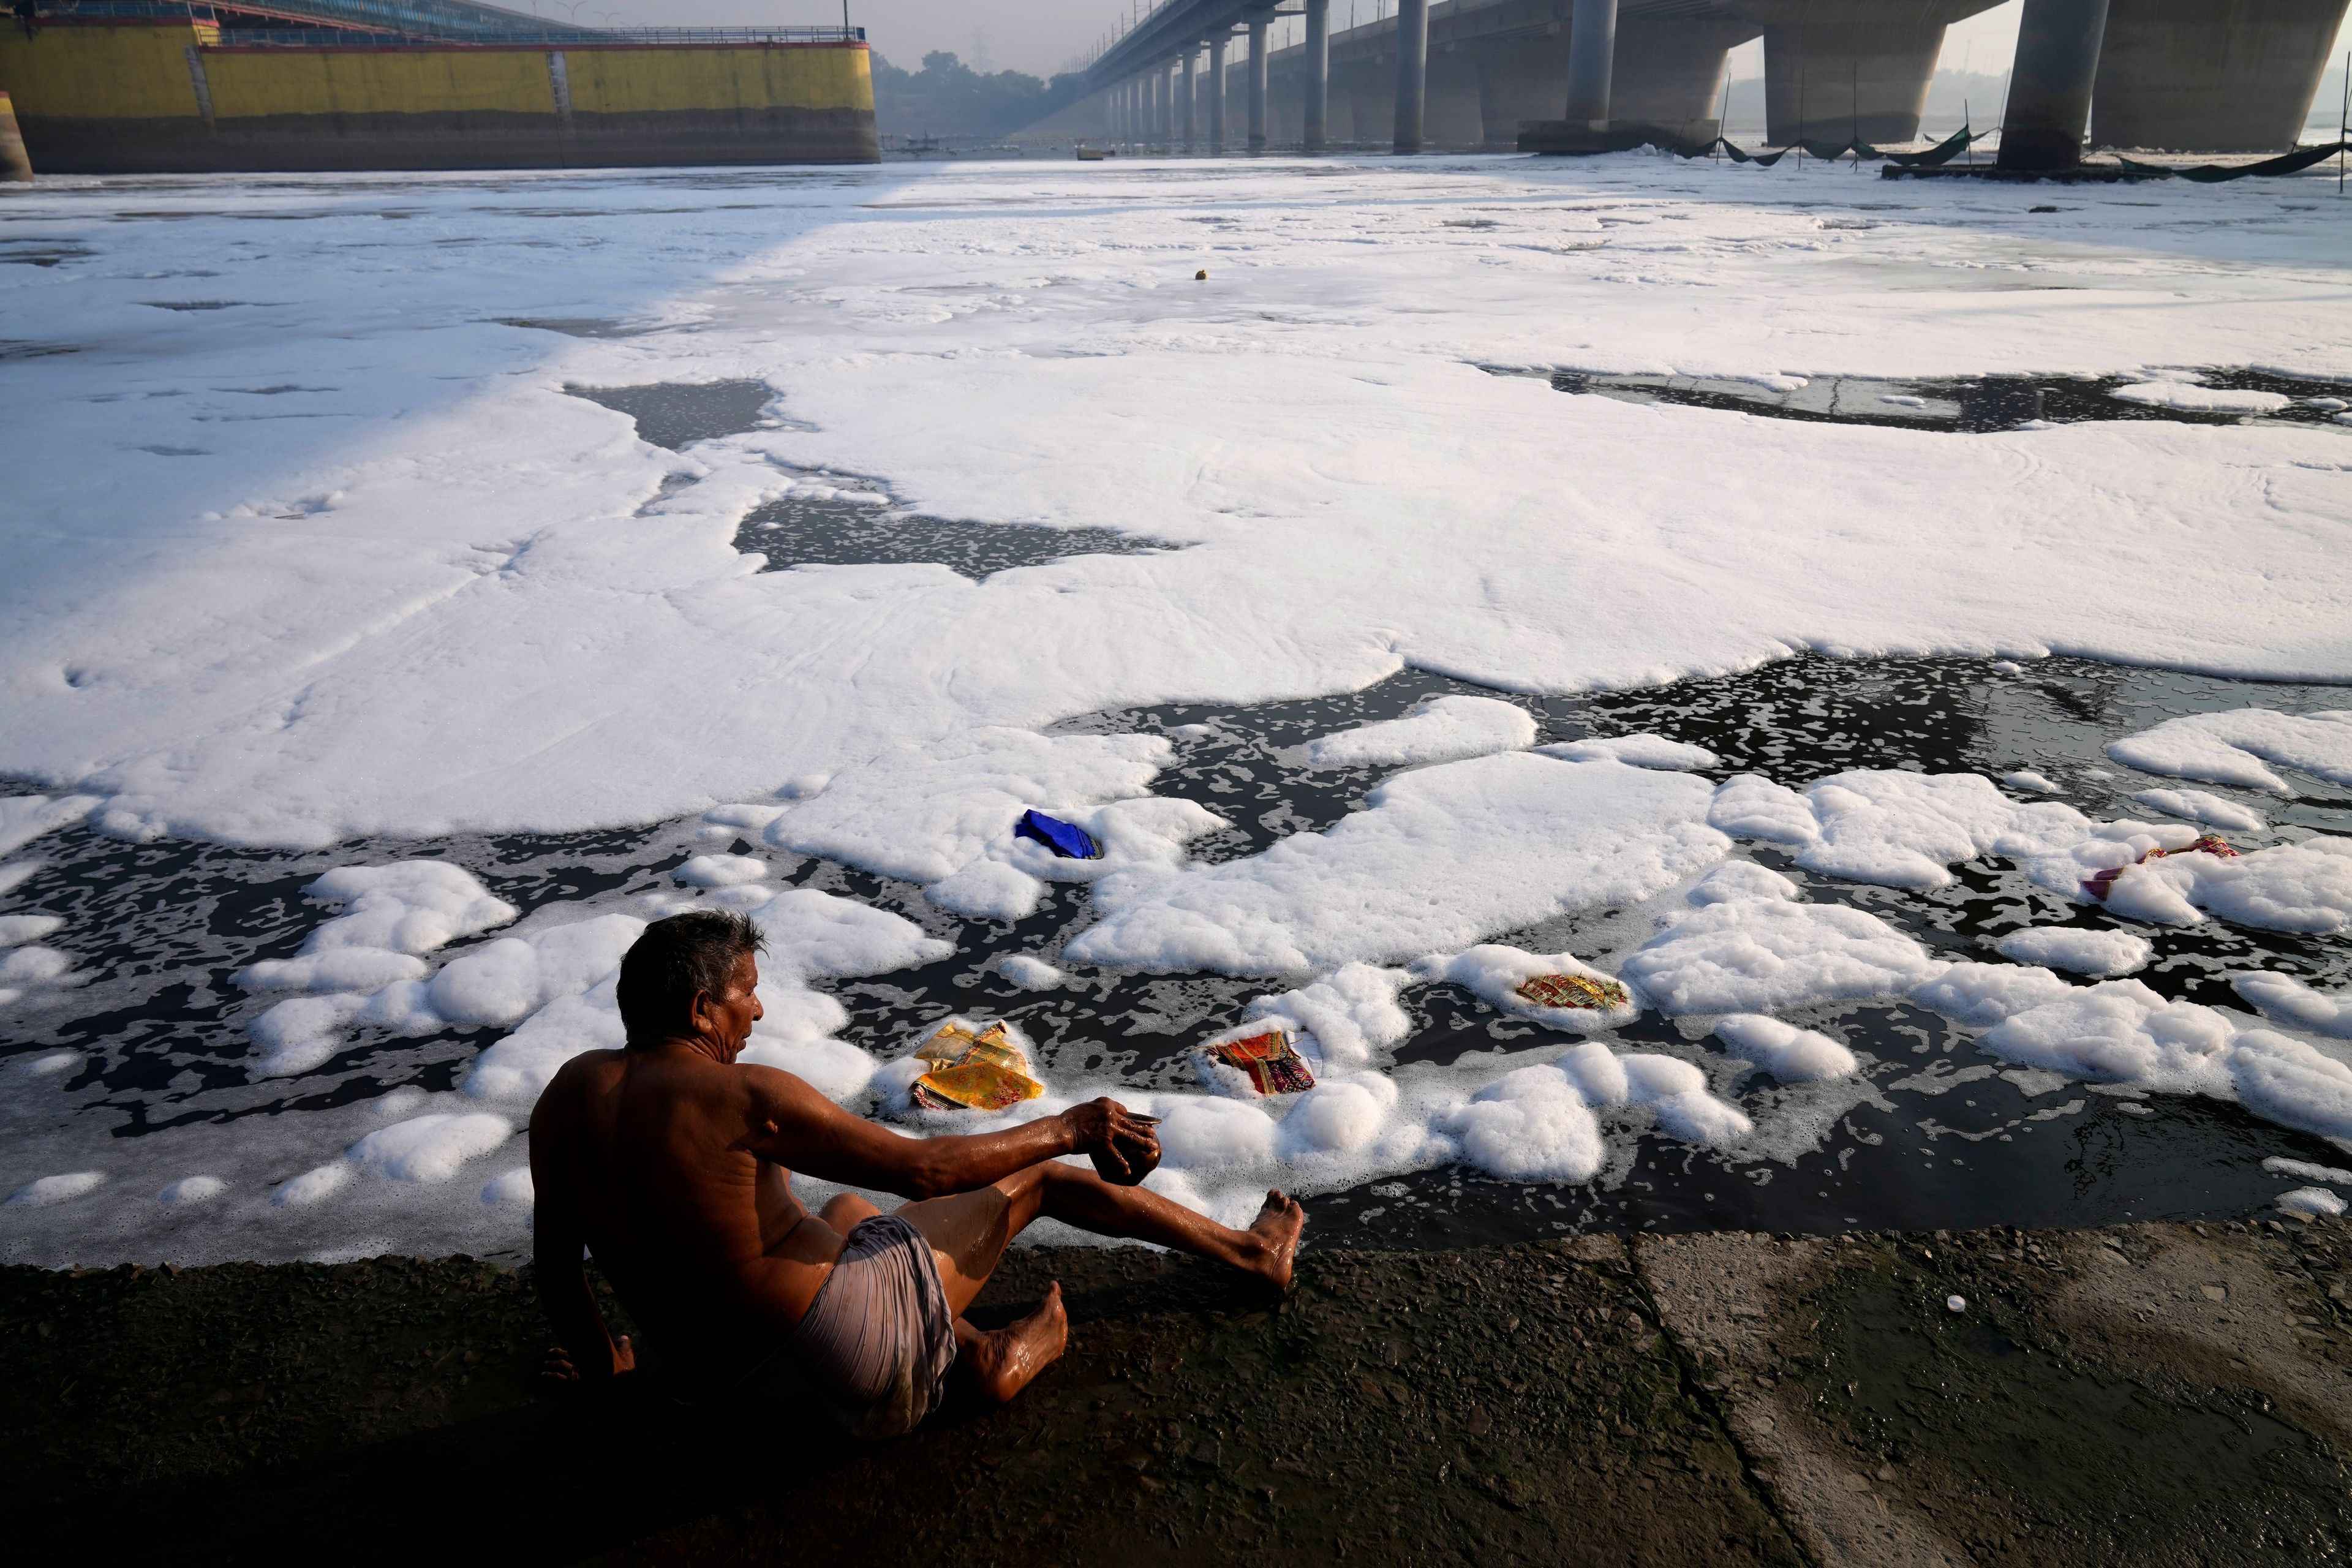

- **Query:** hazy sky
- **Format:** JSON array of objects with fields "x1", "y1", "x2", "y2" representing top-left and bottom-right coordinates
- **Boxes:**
[
  {"x1": 580, "y1": 1, "x2": 1139, "y2": 75},
  {"x1": 587, "y1": 0, "x2": 2347, "y2": 88}
]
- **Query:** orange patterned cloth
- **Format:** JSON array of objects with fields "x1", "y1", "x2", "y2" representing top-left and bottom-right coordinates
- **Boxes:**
[
  {"x1": 2082, "y1": 834, "x2": 2237, "y2": 901},
  {"x1": 1513, "y1": 972, "x2": 1630, "y2": 1011},
  {"x1": 1208, "y1": 1028, "x2": 1316, "y2": 1096},
  {"x1": 910, "y1": 1020, "x2": 1044, "y2": 1112}
]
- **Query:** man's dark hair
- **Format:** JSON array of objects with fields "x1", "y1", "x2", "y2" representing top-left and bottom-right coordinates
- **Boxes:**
[{"x1": 616, "y1": 911, "x2": 765, "y2": 1042}]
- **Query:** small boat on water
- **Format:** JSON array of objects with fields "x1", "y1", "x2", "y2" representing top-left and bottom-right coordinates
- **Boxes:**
[{"x1": 1076, "y1": 143, "x2": 1107, "y2": 160}]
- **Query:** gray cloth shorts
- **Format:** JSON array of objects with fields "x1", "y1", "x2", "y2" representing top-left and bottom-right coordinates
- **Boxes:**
[{"x1": 729, "y1": 1212, "x2": 957, "y2": 1441}]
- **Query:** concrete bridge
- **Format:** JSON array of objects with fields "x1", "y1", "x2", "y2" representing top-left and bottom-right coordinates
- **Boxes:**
[{"x1": 1076, "y1": 0, "x2": 2348, "y2": 170}]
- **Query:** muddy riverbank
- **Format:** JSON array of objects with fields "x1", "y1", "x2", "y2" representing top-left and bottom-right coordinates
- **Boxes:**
[{"x1": 6, "y1": 1216, "x2": 2349, "y2": 1564}]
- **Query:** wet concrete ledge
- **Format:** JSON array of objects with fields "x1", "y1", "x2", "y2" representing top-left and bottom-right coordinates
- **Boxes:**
[
  {"x1": 5, "y1": 1216, "x2": 2348, "y2": 1564},
  {"x1": 14, "y1": 110, "x2": 881, "y2": 175}
]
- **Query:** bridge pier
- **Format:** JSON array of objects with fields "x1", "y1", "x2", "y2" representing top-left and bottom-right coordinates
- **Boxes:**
[
  {"x1": 1182, "y1": 47, "x2": 1199, "y2": 151},
  {"x1": 1564, "y1": 0, "x2": 1620, "y2": 135},
  {"x1": 1248, "y1": 12, "x2": 1270, "y2": 151},
  {"x1": 1738, "y1": 0, "x2": 2000, "y2": 147},
  {"x1": 1999, "y1": 0, "x2": 2109, "y2": 169},
  {"x1": 1394, "y1": 0, "x2": 1430, "y2": 151},
  {"x1": 2092, "y1": 0, "x2": 2351, "y2": 152},
  {"x1": 1303, "y1": 0, "x2": 1330, "y2": 151},
  {"x1": 1344, "y1": 54, "x2": 1387, "y2": 144},
  {"x1": 1207, "y1": 32, "x2": 1229, "y2": 152},
  {"x1": 1520, "y1": 8, "x2": 1758, "y2": 154},
  {"x1": 1427, "y1": 43, "x2": 1487, "y2": 148},
  {"x1": 1271, "y1": 69, "x2": 1305, "y2": 144},
  {"x1": 1475, "y1": 29, "x2": 1569, "y2": 151},
  {"x1": 1613, "y1": 17, "x2": 1758, "y2": 144}
]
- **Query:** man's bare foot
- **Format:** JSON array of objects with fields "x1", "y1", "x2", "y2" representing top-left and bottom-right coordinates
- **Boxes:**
[
  {"x1": 959, "y1": 1282, "x2": 1068, "y2": 1405},
  {"x1": 1238, "y1": 1189, "x2": 1306, "y2": 1289}
]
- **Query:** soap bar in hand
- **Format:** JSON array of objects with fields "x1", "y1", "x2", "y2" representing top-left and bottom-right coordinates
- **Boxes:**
[{"x1": 1091, "y1": 1114, "x2": 1159, "y2": 1186}]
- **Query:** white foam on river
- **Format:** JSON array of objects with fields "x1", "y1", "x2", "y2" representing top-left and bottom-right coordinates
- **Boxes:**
[{"x1": 2, "y1": 154, "x2": 2350, "y2": 1262}]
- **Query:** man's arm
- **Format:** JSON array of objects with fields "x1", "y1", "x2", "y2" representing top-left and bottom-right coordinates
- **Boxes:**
[
  {"x1": 528, "y1": 1084, "x2": 631, "y2": 1382},
  {"x1": 741, "y1": 1068, "x2": 1155, "y2": 1200}
]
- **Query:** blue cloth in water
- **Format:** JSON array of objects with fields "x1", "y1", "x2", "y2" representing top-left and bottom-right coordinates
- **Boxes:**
[{"x1": 1014, "y1": 809, "x2": 1099, "y2": 859}]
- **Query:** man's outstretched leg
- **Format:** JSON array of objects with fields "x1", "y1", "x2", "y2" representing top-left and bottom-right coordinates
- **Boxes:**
[{"x1": 895, "y1": 1167, "x2": 1306, "y2": 1404}]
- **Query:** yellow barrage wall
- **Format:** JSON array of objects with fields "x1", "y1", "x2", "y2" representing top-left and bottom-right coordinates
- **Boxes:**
[
  {"x1": 0, "y1": 20, "x2": 878, "y2": 170},
  {"x1": 0, "y1": 20, "x2": 215, "y2": 121},
  {"x1": 563, "y1": 43, "x2": 870, "y2": 116},
  {"x1": 203, "y1": 43, "x2": 559, "y2": 119}
]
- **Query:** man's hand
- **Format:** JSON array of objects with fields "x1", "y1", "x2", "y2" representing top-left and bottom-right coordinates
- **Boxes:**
[
  {"x1": 541, "y1": 1333, "x2": 635, "y2": 1390},
  {"x1": 744, "y1": 1066, "x2": 1158, "y2": 1200},
  {"x1": 1065, "y1": 1098, "x2": 1161, "y2": 1184}
]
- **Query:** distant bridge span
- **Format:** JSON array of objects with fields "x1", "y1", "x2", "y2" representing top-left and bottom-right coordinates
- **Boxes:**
[{"x1": 1073, "y1": 0, "x2": 2349, "y2": 169}]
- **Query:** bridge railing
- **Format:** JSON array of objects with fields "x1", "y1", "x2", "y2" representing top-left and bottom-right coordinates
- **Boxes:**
[
  {"x1": 27, "y1": 2, "x2": 862, "y2": 44},
  {"x1": 203, "y1": 26, "x2": 868, "y2": 47}
]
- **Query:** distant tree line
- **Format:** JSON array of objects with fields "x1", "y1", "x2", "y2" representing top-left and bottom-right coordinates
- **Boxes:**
[{"x1": 871, "y1": 51, "x2": 1087, "y2": 140}]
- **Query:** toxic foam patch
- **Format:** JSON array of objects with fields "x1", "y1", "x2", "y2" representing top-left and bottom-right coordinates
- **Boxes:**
[
  {"x1": 1066, "y1": 753, "x2": 1725, "y2": 974},
  {"x1": 1305, "y1": 695, "x2": 1537, "y2": 768},
  {"x1": 2108, "y1": 709, "x2": 2352, "y2": 794}
]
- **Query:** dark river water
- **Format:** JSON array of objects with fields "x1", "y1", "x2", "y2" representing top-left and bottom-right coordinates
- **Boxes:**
[{"x1": 5, "y1": 643, "x2": 2346, "y2": 1256}]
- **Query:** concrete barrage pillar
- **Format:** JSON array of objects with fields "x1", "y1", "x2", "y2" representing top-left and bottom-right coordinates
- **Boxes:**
[
  {"x1": 2092, "y1": 0, "x2": 2350, "y2": 153},
  {"x1": 1565, "y1": 0, "x2": 1620, "y2": 131},
  {"x1": 0, "y1": 91, "x2": 32, "y2": 182},
  {"x1": 1303, "y1": 0, "x2": 1330, "y2": 151},
  {"x1": 1248, "y1": 13, "x2": 1270, "y2": 152},
  {"x1": 1999, "y1": 0, "x2": 2110, "y2": 169},
  {"x1": 1207, "y1": 34, "x2": 1229, "y2": 152},
  {"x1": 1393, "y1": 0, "x2": 1430, "y2": 153}
]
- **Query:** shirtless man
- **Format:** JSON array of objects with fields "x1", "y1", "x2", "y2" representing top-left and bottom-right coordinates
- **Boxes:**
[{"x1": 530, "y1": 910, "x2": 1306, "y2": 1439}]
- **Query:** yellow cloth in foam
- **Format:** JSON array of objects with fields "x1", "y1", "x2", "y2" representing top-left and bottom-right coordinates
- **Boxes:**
[
  {"x1": 1513, "y1": 972, "x2": 1629, "y2": 1011},
  {"x1": 910, "y1": 1020, "x2": 1044, "y2": 1112}
]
